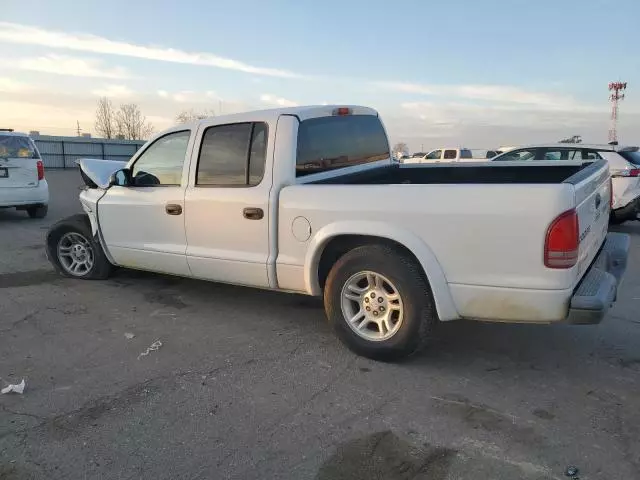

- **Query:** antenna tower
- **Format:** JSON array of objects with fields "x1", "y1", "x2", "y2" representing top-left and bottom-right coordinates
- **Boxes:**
[{"x1": 608, "y1": 81, "x2": 627, "y2": 143}]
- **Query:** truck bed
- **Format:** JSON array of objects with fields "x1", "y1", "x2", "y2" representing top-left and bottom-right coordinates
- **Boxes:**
[{"x1": 310, "y1": 162, "x2": 594, "y2": 185}]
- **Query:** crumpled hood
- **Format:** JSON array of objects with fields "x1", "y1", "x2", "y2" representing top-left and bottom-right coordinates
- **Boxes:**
[{"x1": 76, "y1": 158, "x2": 127, "y2": 189}]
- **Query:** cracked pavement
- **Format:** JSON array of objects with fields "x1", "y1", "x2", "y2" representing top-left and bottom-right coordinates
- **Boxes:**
[{"x1": 1, "y1": 170, "x2": 639, "y2": 479}]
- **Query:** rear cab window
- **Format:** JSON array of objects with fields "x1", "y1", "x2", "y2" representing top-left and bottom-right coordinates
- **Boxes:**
[
  {"x1": 296, "y1": 115, "x2": 389, "y2": 177},
  {"x1": 0, "y1": 134, "x2": 40, "y2": 160}
]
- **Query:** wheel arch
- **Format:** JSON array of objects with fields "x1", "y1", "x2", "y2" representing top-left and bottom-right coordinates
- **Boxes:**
[{"x1": 305, "y1": 221, "x2": 459, "y2": 321}]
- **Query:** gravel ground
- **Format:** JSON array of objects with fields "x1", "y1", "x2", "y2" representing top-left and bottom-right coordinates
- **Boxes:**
[{"x1": 1, "y1": 169, "x2": 639, "y2": 480}]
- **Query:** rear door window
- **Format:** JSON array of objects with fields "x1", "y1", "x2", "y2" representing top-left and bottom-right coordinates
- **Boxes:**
[
  {"x1": 0, "y1": 135, "x2": 40, "y2": 159},
  {"x1": 443, "y1": 150, "x2": 456, "y2": 160},
  {"x1": 197, "y1": 122, "x2": 267, "y2": 186}
]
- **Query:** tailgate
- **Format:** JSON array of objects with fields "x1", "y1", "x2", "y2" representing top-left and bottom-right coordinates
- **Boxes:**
[
  {"x1": 0, "y1": 158, "x2": 39, "y2": 188},
  {"x1": 572, "y1": 161, "x2": 611, "y2": 283}
]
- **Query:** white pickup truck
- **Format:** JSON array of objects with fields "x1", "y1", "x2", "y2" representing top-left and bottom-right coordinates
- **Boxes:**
[{"x1": 46, "y1": 105, "x2": 629, "y2": 361}]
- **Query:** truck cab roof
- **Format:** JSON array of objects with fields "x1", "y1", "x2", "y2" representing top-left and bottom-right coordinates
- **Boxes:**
[{"x1": 171, "y1": 105, "x2": 379, "y2": 132}]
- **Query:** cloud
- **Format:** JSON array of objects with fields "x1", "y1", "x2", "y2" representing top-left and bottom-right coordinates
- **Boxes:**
[
  {"x1": 91, "y1": 84, "x2": 134, "y2": 98},
  {"x1": 0, "y1": 22, "x2": 301, "y2": 78},
  {"x1": 377, "y1": 81, "x2": 577, "y2": 109},
  {"x1": 155, "y1": 89, "x2": 219, "y2": 103},
  {"x1": 0, "y1": 77, "x2": 30, "y2": 93},
  {"x1": 260, "y1": 94, "x2": 298, "y2": 107},
  {"x1": 15, "y1": 54, "x2": 132, "y2": 79}
]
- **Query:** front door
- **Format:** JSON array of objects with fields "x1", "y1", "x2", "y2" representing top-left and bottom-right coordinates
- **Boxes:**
[
  {"x1": 98, "y1": 129, "x2": 193, "y2": 277},
  {"x1": 184, "y1": 120, "x2": 272, "y2": 288}
]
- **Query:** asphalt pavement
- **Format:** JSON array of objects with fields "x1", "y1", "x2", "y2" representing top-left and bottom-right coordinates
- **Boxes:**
[{"x1": 1, "y1": 170, "x2": 639, "y2": 479}]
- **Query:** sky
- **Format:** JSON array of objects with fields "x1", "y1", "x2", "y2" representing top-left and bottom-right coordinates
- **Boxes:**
[{"x1": 0, "y1": 0, "x2": 638, "y2": 151}]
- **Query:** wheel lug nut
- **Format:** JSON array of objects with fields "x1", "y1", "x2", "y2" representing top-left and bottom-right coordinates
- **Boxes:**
[
  {"x1": 366, "y1": 306, "x2": 371, "y2": 311},
  {"x1": 380, "y1": 307, "x2": 385, "y2": 312},
  {"x1": 373, "y1": 311, "x2": 378, "y2": 316},
  {"x1": 370, "y1": 292, "x2": 376, "y2": 298},
  {"x1": 364, "y1": 297, "x2": 369, "y2": 303},
  {"x1": 378, "y1": 297, "x2": 383, "y2": 303}
]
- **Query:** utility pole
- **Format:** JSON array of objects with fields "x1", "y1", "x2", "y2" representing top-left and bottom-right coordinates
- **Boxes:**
[
  {"x1": 608, "y1": 81, "x2": 627, "y2": 143},
  {"x1": 76, "y1": 120, "x2": 82, "y2": 137}
]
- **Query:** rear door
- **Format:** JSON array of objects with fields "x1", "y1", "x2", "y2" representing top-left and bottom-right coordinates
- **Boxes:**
[
  {"x1": 0, "y1": 134, "x2": 40, "y2": 188},
  {"x1": 183, "y1": 120, "x2": 272, "y2": 288}
]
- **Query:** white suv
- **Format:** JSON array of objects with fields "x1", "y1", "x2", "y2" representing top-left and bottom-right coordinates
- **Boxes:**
[
  {"x1": 491, "y1": 144, "x2": 640, "y2": 224},
  {"x1": 0, "y1": 129, "x2": 49, "y2": 218}
]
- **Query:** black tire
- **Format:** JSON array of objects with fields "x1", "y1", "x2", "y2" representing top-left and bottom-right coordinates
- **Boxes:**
[
  {"x1": 27, "y1": 205, "x2": 48, "y2": 219},
  {"x1": 46, "y1": 214, "x2": 113, "y2": 280},
  {"x1": 324, "y1": 244, "x2": 437, "y2": 361}
]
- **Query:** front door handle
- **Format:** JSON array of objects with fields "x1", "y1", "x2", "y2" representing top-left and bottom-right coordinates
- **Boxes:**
[
  {"x1": 166, "y1": 204, "x2": 183, "y2": 216},
  {"x1": 243, "y1": 207, "x2": 264, "y2": 220}
]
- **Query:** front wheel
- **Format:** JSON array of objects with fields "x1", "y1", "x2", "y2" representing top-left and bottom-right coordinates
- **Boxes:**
[
  {"x1": 324, "y1": 244, "x2": 437, "y2": 361},
  {"x1": 46, "y1": 214, "x2": 113, "y2": 280}
]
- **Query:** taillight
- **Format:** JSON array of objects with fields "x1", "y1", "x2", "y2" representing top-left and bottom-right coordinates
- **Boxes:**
[
  {"x1": 544, "y1": 209, "x2": 579, "y2": 269},
  {"x1": 630, "y1": 169, "x2": 640, "y2": 177},
  {"x1": 37, "y1": 160, "x2": 44, "y2": 181},
  {"x1": 332, "y1": 107, "x2": 351, "y2": 116}
]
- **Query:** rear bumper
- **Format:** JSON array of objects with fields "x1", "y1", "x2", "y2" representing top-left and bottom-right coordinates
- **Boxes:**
[
  {"x1": 565, "y1": 232, "x2": 630, "y2": 325},
  {"x1": 0, "y1": 180, "x2": 49, "y2": 207}
]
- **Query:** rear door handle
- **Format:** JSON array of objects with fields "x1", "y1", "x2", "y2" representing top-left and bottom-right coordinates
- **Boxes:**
[
  {"x1": 166, "y1": 204, "x2": 183, "y2": 216},
  {"x1": 243, "y1": 207, "x2": 264, "y2": 220}
]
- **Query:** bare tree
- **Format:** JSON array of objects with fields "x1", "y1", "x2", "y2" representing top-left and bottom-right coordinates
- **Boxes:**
[
  {"x1": 392, "y1": 142, "x2": 409, "y2": 158},
  {"x1": 175, "y1": 108, "x2": 216, "y2": 124},
  {"x1": 95, "y1": 97, "x2": 117, "y2": 139},
  {"x1": 115, "y1": 103, "x2": 155, "y2": 140}
]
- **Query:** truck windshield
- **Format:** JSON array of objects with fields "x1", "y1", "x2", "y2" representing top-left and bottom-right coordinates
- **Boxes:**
[
  {"x1": 0, "y1": 135, "x2": 40, "y2": 159},
  {"x1": 296, "y1": 115, "x2": 389, "y2": 176}
]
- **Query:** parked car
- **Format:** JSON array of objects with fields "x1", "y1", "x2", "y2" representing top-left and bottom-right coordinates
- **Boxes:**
[
  {"x1": 402, "y1": 148, "x2": 485, "y2": 163},
  {"x1": 46, "y1": 106, "x2": 628, "y2": 360},
  {"x1": 0, "y1": 129, "x2": 49, "y2": 218},
  {"x1": 491, "y1": 144, "x2": 640, "y2": 223}
]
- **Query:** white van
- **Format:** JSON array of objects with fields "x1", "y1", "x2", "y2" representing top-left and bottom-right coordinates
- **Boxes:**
[{"x1": 0, "y1": 129, "x2": 49, "y2": 218}]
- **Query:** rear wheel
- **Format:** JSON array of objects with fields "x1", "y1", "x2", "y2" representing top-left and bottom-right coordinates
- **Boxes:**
[
  {"x1": 324, "y1": 244, "x2": 437, "y2": 361},
  {"x1": 46, "y1": 215, "x2": 113, "y2": 280},
  {"x1": 26, "y1": 205, "x2": 48, "y2": 219}
]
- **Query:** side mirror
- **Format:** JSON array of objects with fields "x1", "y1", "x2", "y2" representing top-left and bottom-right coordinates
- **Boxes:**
[{"x1": 109, "y1": 168, "x2": 131, "y2": 187}]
